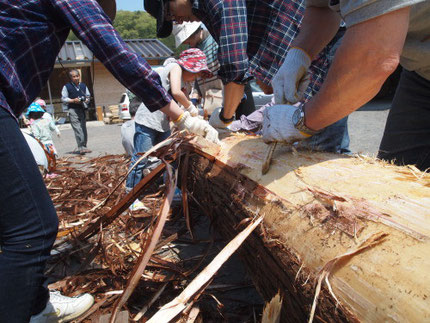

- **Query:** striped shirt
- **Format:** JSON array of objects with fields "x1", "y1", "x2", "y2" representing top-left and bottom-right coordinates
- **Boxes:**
[
  {"x1": 0, "y1": 0, "x2": 171, "y2": 120},
  {"x1": 197, "y1": 34, "x2": 223, "y2": 93},
  {"x1": 192, "y1": 0, "x2": 337, "y2": 101}
]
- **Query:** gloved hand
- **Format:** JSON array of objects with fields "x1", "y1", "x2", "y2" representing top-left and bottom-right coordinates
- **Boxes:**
[
  {"x1": 185, "y1": 103, "x2": 199, "y2": 117},
  {"x1": 209, "y1": 107, "x2": 233, "y2": 129},
  {"x1": 262, "y1": 105, "x2": 310, "y2": 144},
  {"x1": 272, "y1": 47, "x2": 312, "y2": 105},
  {"x1": 174, "y1": 111, "x2": 220, "y2": 144}
]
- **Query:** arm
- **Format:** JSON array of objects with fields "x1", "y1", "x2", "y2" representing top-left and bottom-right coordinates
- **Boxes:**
[
  {"x1": 304, "y1": 7, "x2": 410, "y2": 130},
  {"x1": 202, "y1": 0, "x2": 249, "y2": 118},
  {"x1": 169, "y1": 65, "x2": 192, "y2": 109},
  {"x1": 84, "y1": 85, "x2": 91, "y2": 104},
  {"x1": 61, "y1": 86, "x2": 72, "y2": 104},
  {"x1": 291, "y1": 6, "x2": 341, "y2": 60},
  {"x1": 222, "y1": 83, "x2": 244, "y2": 119}
]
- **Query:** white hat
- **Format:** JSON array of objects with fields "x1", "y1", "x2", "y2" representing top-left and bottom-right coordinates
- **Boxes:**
[{"x1": 172, "y1": 22, "x2": 202, "y2": 48}]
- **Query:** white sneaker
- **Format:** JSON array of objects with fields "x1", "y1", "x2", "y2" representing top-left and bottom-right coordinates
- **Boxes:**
[
  {"x1": 129, "y1": 199, "x2": 148, "y2": 211},
  {"x1": 30, "y1": 291, "x2": 94, "y2": 323}
]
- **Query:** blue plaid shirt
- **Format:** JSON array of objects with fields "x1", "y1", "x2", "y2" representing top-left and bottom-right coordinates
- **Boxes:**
[
  {"x1": 192, "y1": 0, "x2": 335, "y2": 101},
  {"x1": 0, "y1": 0, "x2": 171, "y2": 119}
]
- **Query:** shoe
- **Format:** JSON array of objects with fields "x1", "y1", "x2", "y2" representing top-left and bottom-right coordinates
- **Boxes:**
[
  {"x1": 81, "y1": 147, "x2": 92, "y2": 153},
  {"x1": 78, "y1": 147, "x2": 85, "y2": 155},
  {"x1": 30, "y1": 291, "x2": 94, "y2": 323},
  {"x1": 129, "y1": 199, "x2": 148, "y2": 212}
]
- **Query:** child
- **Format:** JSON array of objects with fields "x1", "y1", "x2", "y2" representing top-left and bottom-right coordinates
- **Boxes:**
[
  {"x1": 126, "y1": 48, "x2": 212, "y2": 211},
  {"x1": 26, "y1": 102, "x2": 60, "y2": 177},
  {"x1": 35, "y1": 98, "x2": 61, "y2": 137}
]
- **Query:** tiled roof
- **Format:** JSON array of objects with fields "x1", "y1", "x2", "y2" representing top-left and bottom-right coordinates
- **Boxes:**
[{"x1": 56, "y1": 39, "x2": 173, "y2": 65}]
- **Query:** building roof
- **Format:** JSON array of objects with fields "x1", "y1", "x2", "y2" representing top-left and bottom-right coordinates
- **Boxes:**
[{"x1": 56, "y1": 39, "x2": 173, "y2": 66}]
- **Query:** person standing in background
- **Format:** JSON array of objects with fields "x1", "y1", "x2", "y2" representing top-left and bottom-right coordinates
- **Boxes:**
[{"x1": 61, "y1": 69, "x2": 91, "y2": 155}]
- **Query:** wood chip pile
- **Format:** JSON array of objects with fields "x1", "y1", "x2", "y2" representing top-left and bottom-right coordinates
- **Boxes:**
[{"x1": 44, "y1": 143, "x2": 263, "y2": 322}]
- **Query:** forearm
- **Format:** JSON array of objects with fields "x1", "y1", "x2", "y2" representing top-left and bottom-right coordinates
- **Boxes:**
[
  {"x1": 292, "y1": 6, "x2": 341, "y2": 59},
  {"x1": 171, "y1": 91, "x2": 191, "y2": 109},
  {"x1": 222, "y1": 82, "x2": 245, "y2": 119},
  {"x1": 304, "y1": 8, "x2": 410, "y2": 130},
  {"x1": 160, "y1": 100, "x2": 183, "y2": 121}
]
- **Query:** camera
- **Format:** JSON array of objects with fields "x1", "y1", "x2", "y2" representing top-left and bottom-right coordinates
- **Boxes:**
[{"x1": 78, "y1": 96, "x2": 86, "y2": 102}]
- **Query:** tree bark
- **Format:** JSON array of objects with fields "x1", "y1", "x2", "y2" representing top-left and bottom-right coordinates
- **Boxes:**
[{"x1": 182, "y1": 134, "x2": 430, "y2": 323}]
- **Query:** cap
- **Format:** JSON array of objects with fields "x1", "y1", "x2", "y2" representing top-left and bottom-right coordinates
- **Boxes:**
[
  {"x1": 177, "y1": 48, "x2": 212, "y2": 78},
  {"x1": 144, "y1": 0, "x2": 173, "y2": 38},
  {"x1": 35, "y1": 99, "x2": 46, "y2": 108},
  {"x1": 26, "y1": 102, "x2": 45, "y2": 116},
  {"x1": 172, "y1": 22, "x2": 202, "y2": 48}
]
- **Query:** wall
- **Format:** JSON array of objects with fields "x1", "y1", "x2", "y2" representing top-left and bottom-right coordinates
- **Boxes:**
[{"x1": 92, "y1": 62, "x2": 126, "y2": 108}]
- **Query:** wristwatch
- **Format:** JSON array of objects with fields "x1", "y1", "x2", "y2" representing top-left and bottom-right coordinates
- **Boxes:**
[
  {"x1": 219, "y1": 107, "x2": 235, "y2": 124},
  {"x1": 292, "y1": 104, "x2": 320, "y2": 136}
]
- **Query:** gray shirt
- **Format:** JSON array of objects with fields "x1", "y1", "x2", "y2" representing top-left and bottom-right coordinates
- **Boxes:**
[
  {"x1": 306, "y1": 0, "x2": 430, "y2": 80},
  {"x1": 134, "y1": 62, "x2": 185, "y2": 132}
]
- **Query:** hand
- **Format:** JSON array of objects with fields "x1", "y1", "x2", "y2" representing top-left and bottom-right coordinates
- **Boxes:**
[
  {"x1": 174, "y1": 112, "x2": 220, "y2": 144},
  {"x1": 262, "y1": 105, "x2": 310, "y2": 144},
  {"x1": 186, "y1": 103, "x2": 199, "y2": 117},
  {"x1": 272, "y1": 47, "x2": 312, "y2": 104},
  {"x1": 56, "y1": 131, "x2": 61, "y2": 137},
  {"x1": 209, "y1": 107, "x2": 233, "y2": 129},
  {"x1": 72, "y1": 98, "x2": 80, "y2": 103}
]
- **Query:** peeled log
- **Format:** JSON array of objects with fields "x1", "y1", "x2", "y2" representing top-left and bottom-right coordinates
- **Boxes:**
[{"x1": 182, "y1": 134, "x2": 430, "y2": 322}]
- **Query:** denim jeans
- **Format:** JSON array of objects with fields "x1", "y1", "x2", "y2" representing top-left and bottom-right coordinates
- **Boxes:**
[
  {"x1": 306, "y1": 117, "x2": 351, "y2": 154},
  {"x1": 378, "y1": 70, "x2": 430, "y2": 170},
  {"x1": 68, "y1": 107, "x2": 88, "y2": 149},
  {"x1": 126, "y1": 123, "x2": 171, "y2": 191},
  {"x1": 0, "y1": 108, "x2": 58, "y2": 322}
]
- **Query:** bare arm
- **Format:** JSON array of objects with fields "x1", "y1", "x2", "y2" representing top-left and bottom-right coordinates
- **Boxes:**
[
  {"x1": 291, "y1": 6, "x2": 341, "y2": 59},
  {"x1": 304, "y1": 7, "x2": 410, "y2": 130},
  {"x1": 169, "y1": 65, "x2": 192, "y2": 109},
  {"x1": 222, "y1": 82, "x2": 245, "y2": 119}
]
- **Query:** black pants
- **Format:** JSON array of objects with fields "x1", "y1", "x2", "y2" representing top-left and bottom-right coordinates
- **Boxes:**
[
  {"x1": 0, "y1": 108, "x2": 58, "y2": 322},
  {"x1": 378, "y1": 70, "x2": 430, "y2": 171},
  {"x1": 235, "y1": 83, "x2": 256, "y2": 118}
]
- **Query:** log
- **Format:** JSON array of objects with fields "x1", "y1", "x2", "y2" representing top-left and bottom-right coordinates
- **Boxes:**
[{"x1": 182, "y1": 133, "x2": 430, "y2": 322}]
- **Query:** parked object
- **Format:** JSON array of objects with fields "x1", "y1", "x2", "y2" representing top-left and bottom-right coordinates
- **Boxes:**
[{"x1": 118, "y1": 92, "x2": 131, "y2": 120}]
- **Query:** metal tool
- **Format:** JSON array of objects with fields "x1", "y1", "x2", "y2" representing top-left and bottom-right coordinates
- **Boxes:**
[{"x1": 261, "y1": 141, "x2": 277, "y2": 175}]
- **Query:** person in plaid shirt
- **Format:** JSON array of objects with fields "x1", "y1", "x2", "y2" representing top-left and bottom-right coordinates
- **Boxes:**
[
  {"x1": 145, "y1": 0, "x2": 350, "y2": 153},
  {"x1": 0, "y1": 1, "x2": 219, "y2": 322}
]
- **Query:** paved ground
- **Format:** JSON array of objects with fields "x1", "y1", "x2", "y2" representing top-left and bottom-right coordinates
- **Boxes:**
[{"x1": 53, "y1": 99, "x2": 392, "y2": 158}]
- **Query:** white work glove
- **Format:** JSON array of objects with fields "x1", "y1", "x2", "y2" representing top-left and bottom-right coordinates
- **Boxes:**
[
  {"x1": 174, "y1": 111, "x2": 220, "y2": 144},
  {"x1": 272, "y1": 47, "x2": 312, "y2": 105},
  {"x1": 209, "y1": 107, "x2": 233, "y2": 129},
  {"x1": 185, "y1": 103, "x2": 199, "y2": 117},
  {"x1": 262, "y1": 105, "x2": 310, "y2": 144}
]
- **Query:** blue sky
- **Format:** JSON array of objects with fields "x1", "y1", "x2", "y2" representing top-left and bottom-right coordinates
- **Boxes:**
[{"x1": 117, "y1": 0, "x2": 144, "y2": 11}]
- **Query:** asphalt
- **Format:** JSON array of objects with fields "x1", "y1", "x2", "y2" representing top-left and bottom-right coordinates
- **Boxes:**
[{"x1": 53, "y1": 99, "x2": 392, "y2": 158}]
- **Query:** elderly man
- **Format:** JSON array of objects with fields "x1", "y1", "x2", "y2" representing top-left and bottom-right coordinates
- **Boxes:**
[
  {"x1": 263, "y1": 1, "x2": 430, "y2": 170},
  {"x1": 0, "y1": 1, "x2": 218, "y2": 322},
  {"x1": 146, "y1": 0, "x2": 351, "y2": 153}
]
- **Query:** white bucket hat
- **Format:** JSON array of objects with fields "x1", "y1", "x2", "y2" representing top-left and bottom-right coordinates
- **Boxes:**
[{"x1": 172, "y1": 22, "x2": 202, "y2": 48}]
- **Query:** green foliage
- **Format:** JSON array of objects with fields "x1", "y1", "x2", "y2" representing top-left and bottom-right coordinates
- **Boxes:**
[{"x1": 67, "y1": 10, "x2": 184, "y2": 56}]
